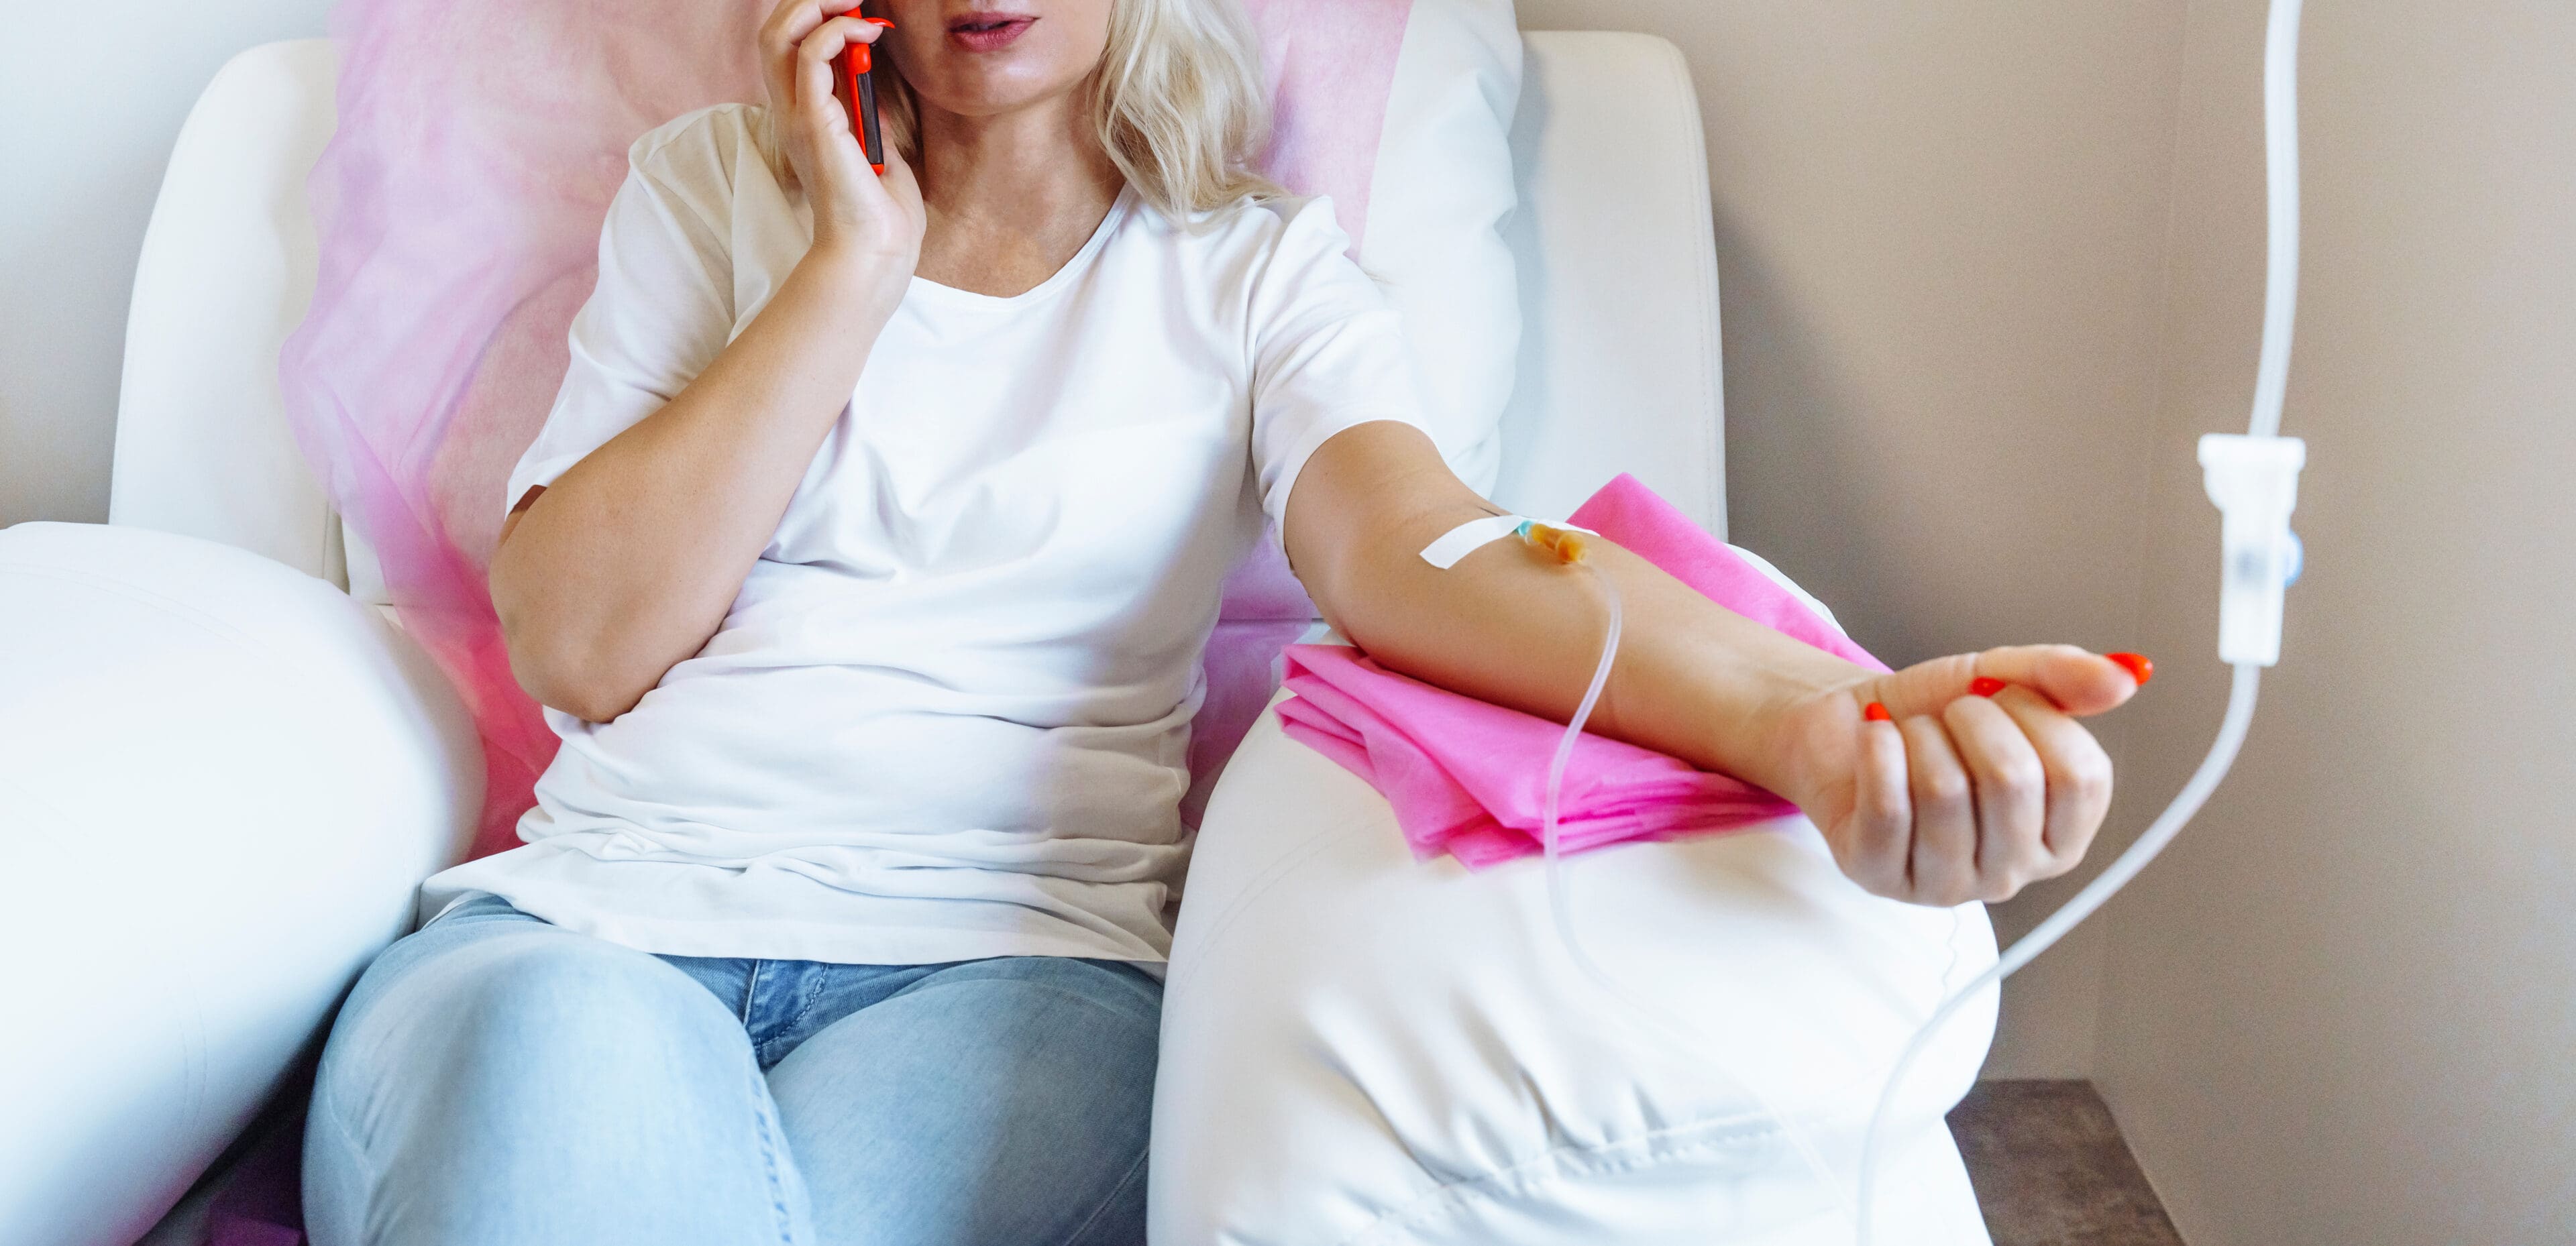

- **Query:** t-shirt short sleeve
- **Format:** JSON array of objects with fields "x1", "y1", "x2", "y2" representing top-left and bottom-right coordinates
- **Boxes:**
[
  {"x1": 1244, "y1": 197, "x2": 1432, "y2": 545},
  {"x1": 501, "y1": 113, "x2": 741, "y2": 518}
]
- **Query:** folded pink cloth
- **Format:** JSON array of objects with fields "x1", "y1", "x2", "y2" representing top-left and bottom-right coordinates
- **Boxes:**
[{"x1": 1276, "y1": 474, "x2": 1890, "y2": 868}]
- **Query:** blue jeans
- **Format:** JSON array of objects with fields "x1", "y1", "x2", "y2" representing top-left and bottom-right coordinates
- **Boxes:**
[{"x1": 303, "y1": 894, "x2": 1161, "y2": 1245}]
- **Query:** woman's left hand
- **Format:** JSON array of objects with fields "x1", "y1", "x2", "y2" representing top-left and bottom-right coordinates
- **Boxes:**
[{"x1": 1772, "y1": 645, "x2": 2143, "y2": 906}]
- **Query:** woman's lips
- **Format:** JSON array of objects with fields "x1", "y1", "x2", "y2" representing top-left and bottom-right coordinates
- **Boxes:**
[{"x1": 947, "y1": 13, "x2": 1036, "y2": 52}]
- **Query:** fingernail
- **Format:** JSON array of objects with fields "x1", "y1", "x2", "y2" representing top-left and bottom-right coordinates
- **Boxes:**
[
  {"x1": 851, "y1": 45, "x2": 871, "y2": 72},
  {"x1": 1864, "y1": 702, "x2": 1893, "y2": 722},
  {"x1": 1970, "y1": 677, "x2": 2007, "y2": 698},
  {"x1": 866, "y1": 16, "x2": 896, "y2": 26},
  {"x1": 2106, "y1": 653, "x2": 2154, "y2": 686}
]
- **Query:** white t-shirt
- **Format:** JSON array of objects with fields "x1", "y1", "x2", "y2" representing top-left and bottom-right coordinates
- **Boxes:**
[{"x1": 421, "y1": 104, "x2": 1426, "y2": 967}]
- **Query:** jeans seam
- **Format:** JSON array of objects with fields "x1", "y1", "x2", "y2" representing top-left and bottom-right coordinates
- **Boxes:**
[
  {"x1": 893, "y1": 978, "x2": 1163, "y2": 1033},
  {"x1": 739, "y1": 960, "x2": 763, "y2": 1028},
  {"x1": 316, "y1": 1075, "x2": 378, "y2": 1238},
  {"x1": 1056, "y1": 1142, "x2": 1148, "y2": 1246},
  {"x1": 780, "y1": 964, "x2": 828, "y2": 1050},
  {"x1": 745, "y1": 1057, "x2": 799, "y2": 1245}
]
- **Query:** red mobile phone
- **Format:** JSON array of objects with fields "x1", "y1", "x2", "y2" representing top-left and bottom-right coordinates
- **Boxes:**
[{"x1": 837, "y1": 6, "x2": 888, "y2": 174}]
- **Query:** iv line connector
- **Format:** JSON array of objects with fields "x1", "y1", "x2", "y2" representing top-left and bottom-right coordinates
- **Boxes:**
[{"x1": 2200, "y1": 433, "x2": 2308, "y2": 667}]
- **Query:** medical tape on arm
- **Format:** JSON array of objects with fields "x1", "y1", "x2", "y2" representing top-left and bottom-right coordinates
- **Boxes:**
[{"x1": 1418, "y1": 515, "x2": 1597, "y2": 569}]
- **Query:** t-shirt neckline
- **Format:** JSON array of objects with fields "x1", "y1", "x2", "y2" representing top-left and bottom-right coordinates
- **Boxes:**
[{"x1": 906, "y1": 184, "x2": 1137, "y2": 313}]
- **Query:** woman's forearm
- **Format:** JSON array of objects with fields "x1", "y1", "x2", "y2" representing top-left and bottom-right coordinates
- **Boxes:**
[
  {"x1": 1287, "y1": 422, "x2": 1862, "y2": 800},
  {"x1": 492, "y1": 245, "x2": 902, "y2": 722}
]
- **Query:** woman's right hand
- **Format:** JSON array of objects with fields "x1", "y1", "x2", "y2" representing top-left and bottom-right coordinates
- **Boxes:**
[{"x1": 758, "y1": 0, "x2": 925, "y2": 277}]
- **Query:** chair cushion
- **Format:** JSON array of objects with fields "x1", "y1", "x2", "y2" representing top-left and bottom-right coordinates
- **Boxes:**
[
  {"x1": 1152, "y1": 578, "x2": 2000, "y2": 1243},
  {"x1": 0, "y1": 523, "x2": 479, "y2": 1246}
]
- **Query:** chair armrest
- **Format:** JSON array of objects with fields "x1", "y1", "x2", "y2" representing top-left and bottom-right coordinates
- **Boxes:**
[
  {"x1": 0, "y1": 522, "x2": 481, "y2": 1246},
  {"x1": 1154, "y1": 679, "x2": 1999, "y2": 1245}
]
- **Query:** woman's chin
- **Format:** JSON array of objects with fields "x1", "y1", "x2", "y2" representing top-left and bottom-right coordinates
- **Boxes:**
[{"x1": 912, "y1": 74, "x2": 1085, "y2": 123}]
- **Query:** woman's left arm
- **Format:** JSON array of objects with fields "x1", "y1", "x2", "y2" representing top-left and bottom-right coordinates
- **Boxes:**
[{"x1": 1282, "y1": 420, "x2": 2141, "y2": 907}]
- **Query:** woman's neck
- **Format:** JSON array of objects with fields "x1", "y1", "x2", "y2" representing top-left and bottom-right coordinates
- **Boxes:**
[{"x1": 912, "y1": 92, "x2": 1126, "y2": 298}]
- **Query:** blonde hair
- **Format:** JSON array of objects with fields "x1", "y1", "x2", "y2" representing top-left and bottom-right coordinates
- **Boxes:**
[{"x1": 773, "y1": 0, "x2": 1283, "y2": 219}]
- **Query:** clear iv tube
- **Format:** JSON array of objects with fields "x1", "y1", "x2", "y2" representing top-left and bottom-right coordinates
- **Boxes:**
[
  {"x1": 2252, "y1": 0, "x2": 2304, "y2": 439},
  {"x1": 1851, "y1": 665, "x2": 2262, "y2": 1245},
  {"x1": 1542, "y1": 563, "x2": 1861, "y2": 1230},
  {"x1": 1854, "y1": 0, "x2": 2304, "y2": 1239}
]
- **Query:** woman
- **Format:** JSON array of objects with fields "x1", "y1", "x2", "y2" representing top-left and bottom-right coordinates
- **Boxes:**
[{"x1": 303, "y1": 1, "x2": 2141, "y2": 1242}]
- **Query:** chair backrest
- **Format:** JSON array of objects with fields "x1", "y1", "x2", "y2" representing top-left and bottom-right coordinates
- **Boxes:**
[
  {"x1": 109, "y1": 39, "x2": 343, "y2": 580},
  {"x1": 1491, "y1": 32, "x2": 1726, "y2": 536},
  {"x1": 106, "y1": 31, "x2": 1726, "y2": 585}
]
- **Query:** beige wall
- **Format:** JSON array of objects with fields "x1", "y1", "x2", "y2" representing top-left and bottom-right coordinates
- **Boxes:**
[
  {"x1": 2096, "y1": 1, "x2": 2576, "y2": 1242},
  {"x1": 1518, "y1": 0, "x2": 2190, "y2": 1076}
]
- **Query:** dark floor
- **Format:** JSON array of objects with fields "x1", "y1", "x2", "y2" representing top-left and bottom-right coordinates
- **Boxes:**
[{"x1": 1947, "y1": 1080, "x2": 2186, "y2": 1246}]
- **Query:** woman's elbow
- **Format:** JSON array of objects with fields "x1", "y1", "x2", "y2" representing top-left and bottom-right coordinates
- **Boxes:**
[
  {"x1": 511, "y1": 642, "x2": 647, "y2": 724},
  {"x1": 495, "y1": 600, "x2": 648, "y2": 724}
]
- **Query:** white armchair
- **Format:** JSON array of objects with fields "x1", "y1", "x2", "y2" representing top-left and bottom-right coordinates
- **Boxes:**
[{"x1": 0, "y1": 32, "x2": 1997, "y2": 1246}]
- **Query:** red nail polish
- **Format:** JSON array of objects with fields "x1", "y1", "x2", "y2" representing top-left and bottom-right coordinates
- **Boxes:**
[
  {"x1": 1970, "y1": 677, "x2": 2006, "y2": 698},
  {"x1": 1864, "y1": 702, "x2": 1893, "y2": 722},
  {"x1": 2107, "y1": 652, "x2": 2154, "y2": 686},
  {"x1": 866, "y1": 15, "x2": 896, "y2": 26},
  {"x1": 851, "y1": 44, "x2": 871, "y2": 73}
]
